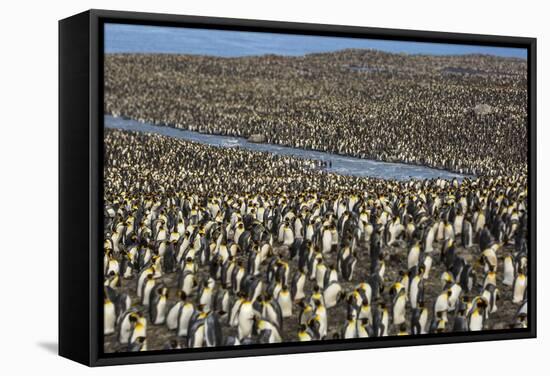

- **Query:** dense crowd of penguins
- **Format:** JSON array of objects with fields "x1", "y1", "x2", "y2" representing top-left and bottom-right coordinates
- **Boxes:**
[
  {"x1": 105, "y1": 50, "x2": 528, "y2": 176},
  {"x1": 103, "y1": 129, "x2": 529, "y2": 352}
]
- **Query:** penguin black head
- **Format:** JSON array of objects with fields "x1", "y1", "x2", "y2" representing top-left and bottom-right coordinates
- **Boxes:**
[{"x1": 178, "y1": 291, "x2": 187, "y2": 301}]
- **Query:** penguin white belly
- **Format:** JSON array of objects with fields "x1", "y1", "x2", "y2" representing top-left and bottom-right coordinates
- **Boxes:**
[
  {"x1": 200, "y1": 289, "x2": 213, "y2": 309},
  {"x1": 513, "y1": 276, "x2": 527, "y2": 303},
  {"x1": 238, "y1": 306, "x2": 254, "y2": 339},
  {"x1": 419, "y1": 310, "x2": 428, "y2": 334},
  {"x1": 482, "y1": 290, "x2": 497, "y2": 314},
  {"x1": 294, "y1": 221, "x2": 303, "y2": 239},
  {"x1": 118, "y1": 317, "x2": 132, "y2": 344},
  {"x1": 381, "y1": 312, "x2": 389, "y2": 336},
  {"x1": 435, "y1": 295, "x2": 449, "y2": 320},
  {"x1": 306, "y1": 225, "x2": 314, "y2": 241},
  {"x1": 182, "y1": 275, "x2": 195, "y2": 296},
  {"x1": 218, "y1": 246, "x2": 229, "y2": 263},
  {"x1": 234, "y1": 269, "x2": 244, "y2": 292},
  {"x1": 130, "y1": 323, "x2": 146, "y2": 343},
  {"x1": 503, "y1": 257, "x2": 515, "y2": 286},
  {"x1": 331, "y1": 230, "x2": 339, "y2": 246},
  {"x1": 278, "y1": 293, "x2": 293, "y2": 318},
  {"x1": 322, "y1": 231, "x2": 332, "y2": 254},
  {"x1": 406, "y1": 223, "x2": 415, "y2": 238},
  {"x1": 378, "y1": 262, "x2": 386, "y2": 280},
  {"x1": 309, "y1": 258, "x2": 318, "y2": 280},
  {"x1": 364, "y1": 223, "x2": 373, "y2": 244},
  {"x1": 344, "y1": 321, "x2": 357, "y2": 339},
  {"x1": 323, "y1": 283, "x2": 342, "y2": 309},
  {"x1": 318, "y1": 311, "x2": 328, "y2": 338},
  {"x1": 475, "y1": 215, "x2": 486, "y2": 233},
  {"x1": 107, "y1": 259, "x2": 119, "y2": 275},
  {"x1": 142, "y1": 281, "x2": 155, "y2": 306},
  {"x1": 272, "y1": 283, "x2": 282, "y2": 300},
  {"x1": 156, "y1": 230, "x2": 167, "y2": 242},
  {"x1": 361, "y1": 284, "x2": 373, "y2": 305},
  {"x1": 436, "y1": 221, "x2": 445, "y2": 241},
  {"x1": 122, "y1": 263, "x2": 133, "y2": 278},
  {"x1": 283, "y1": 228, "x2": 294, "y2": 246},
  {"x1": 295, "y1": 276, "x2": 306, "y2": 301},
  {"x1": 136, "y1": 273, "x2": 147, "y2": 298},
  {"x1": 251, "y1": 281, "x2": 263, "y2": 302},
  {"x1": 154, "y1": 297, "x2": 167, "y2": 324},
  {"x1": 444, "y1": 225, "x2": 454, "y2": 241},
  {"x1": 453, "y1": 215, "x2": 463, "y2": 235},
  {"x1": 259, "y1": 244, "x2": 271, "y2": 263},
  {"x1": 234, "y1": 228, "x2": 244, "y2": 244},
  {"x1": 408, "y1": 247, "x2": 420, "y2": 269},
  {"x1": 104, "y1": 302, "x2": 116, "y2": 335},
  {"x1": 191, "y1": 324, "x2": 205, "y2": 348},
  {"x1": 230, "y1": 300, "x2": 243, "y2": 327},
  {"x1": 166, "y1": 302, "x2": 182, "y2": 330},
  {"x1": 393, "y1": 297, "x2": 407, "y2": 325},
  {"x1": 265, "y1": 305, "x2": 281, "y2": 328},
  {"x1": 422, "y1": 256, "x2": 432, "y2": 280},
  {"x1": 448, "y1": 284, "x2": 462, "y2": 311},
  {"x1": 177, "y1": 305, "x2": 194, "y2": 336},
  {"x1": 358, "y1": 305, "x2": 372, "y2": 322},
  {"x1": 425, "y1": 228, "x2": 435, "y2": 253},
  {"x1": 277, "y1": 226, "x2": 285, "y2": 243},
  {"x1": 469, "y1": 312, "x2": 484, "y2": 331},
  {"x1": 315, "y1": 266, "x2": 327, "y2": 289}
]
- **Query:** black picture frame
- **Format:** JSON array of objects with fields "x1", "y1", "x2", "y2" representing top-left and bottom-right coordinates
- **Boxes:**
[{"x1": 59, "y1": 9, "x2": 537, "y2": 367}]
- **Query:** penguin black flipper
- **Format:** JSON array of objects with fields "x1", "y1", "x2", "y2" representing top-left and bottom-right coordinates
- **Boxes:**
[
  {"x1": 410, "y1": 308, "x2": 421, "y2": 335},
  {"x1": 205, "y1": 312, "x2": 223, "y2": 347},
  {"x1": 258, "y1": 329, "x2": 272, "y2": 344},
  {"x1": 290, "y1": 271, "x2": 300, "y2": 301}
]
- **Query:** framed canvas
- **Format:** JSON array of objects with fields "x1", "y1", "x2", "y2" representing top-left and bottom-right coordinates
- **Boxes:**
[{"x1": 59, "y1": 9, "x2": 536, "y2": 366}]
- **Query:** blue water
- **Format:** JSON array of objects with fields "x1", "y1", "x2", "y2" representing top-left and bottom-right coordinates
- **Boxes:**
[
  {"x1": 105, "y1": 115, "x2": 470, "y2": 181},
  {"x1": 104, "y1": 23, "x2": 527, "y2": 59}
]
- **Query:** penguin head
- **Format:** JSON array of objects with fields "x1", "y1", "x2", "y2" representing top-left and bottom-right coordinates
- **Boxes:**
[
  {"x1": 178, "y1": 291, "x2": 187, "y2": 301},
  {"x1": 135, "y1": 336, "x2": 146, "y2": 344}
]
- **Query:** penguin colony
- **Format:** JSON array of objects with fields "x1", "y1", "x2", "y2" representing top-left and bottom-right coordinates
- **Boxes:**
[
  {"x1": 102, "y1": 127, "x2": 529, "y2": 352},
  {"x1": 102, "y1": 49, "x2": 529, "y2": 352},
  {"x1": 105, "y1": 50, "x2": 527, "y2": 177}
]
